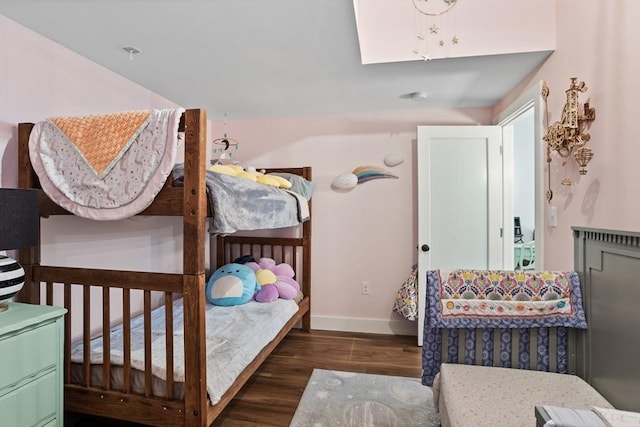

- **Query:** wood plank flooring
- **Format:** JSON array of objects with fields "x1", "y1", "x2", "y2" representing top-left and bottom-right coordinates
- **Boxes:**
[{"x1": 66, "y1": 330, "x2": 422, "y2": 427}]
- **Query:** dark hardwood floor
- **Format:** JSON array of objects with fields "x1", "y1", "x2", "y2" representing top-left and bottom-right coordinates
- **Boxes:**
[{"x1": 66, "y1": 329, "x2": 422, "y2": 427}]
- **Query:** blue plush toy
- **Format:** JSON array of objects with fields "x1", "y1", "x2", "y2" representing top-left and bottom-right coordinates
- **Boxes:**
[{"x1": 205, "y1": 263, "x2": 259, "y2": 306}]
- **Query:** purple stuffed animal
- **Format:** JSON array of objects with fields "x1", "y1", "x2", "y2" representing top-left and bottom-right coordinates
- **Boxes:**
[{"x1": 245, "y1": 257, "x2": 300, "y2": 303}]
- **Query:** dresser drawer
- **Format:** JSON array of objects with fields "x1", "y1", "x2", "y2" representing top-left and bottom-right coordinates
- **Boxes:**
[
  {"x1": 0, "y1": 370, "x2": 58, "y2": 426},
  {"x1": 0, "y1": 321, "x2": 58, "y2": 392}
]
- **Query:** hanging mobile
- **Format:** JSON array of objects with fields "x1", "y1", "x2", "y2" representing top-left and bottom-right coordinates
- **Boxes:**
[{"x1": 212, "y1": 111, "x2": 239, "y2": 165}]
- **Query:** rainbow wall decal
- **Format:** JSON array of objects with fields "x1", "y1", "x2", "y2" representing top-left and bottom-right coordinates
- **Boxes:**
[{"x1": 352, "y1": 165, "x2": 399, "y2": 184}]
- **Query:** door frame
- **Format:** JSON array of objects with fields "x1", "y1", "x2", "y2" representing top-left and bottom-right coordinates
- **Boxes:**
[{"x1": 494, "y1": 81, "x2": 545, "y2": 271}]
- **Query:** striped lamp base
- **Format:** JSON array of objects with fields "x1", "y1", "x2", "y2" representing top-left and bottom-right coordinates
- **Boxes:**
[{"x1": 0, "y1": 255, "x2": 25, "y2": 311}]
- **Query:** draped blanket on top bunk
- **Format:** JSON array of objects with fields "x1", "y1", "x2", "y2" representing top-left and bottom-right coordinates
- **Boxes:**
[
  {"x1": 29, "y1": 108, "x2": 184, "y2": 220},
  {"x1": 28, "y1": 108, "x2": 311, "y2": 234},
  {"x1": 422, "y1": 269, "x2": 588, "y2": 386}
]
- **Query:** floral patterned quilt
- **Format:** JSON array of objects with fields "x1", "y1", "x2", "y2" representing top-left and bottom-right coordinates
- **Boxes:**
[
  {"x1": 422, "y1": 269, "x2": 588, "y2": 386},
  {"x1": 433, "y1": 269, "x2": 587, "y2": 328}
]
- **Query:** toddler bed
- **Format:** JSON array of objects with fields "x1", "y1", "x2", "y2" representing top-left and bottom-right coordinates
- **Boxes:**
[
  {"x1": 423, "y1": 227, "x2": 640, "y2": 426},
  {"x1": 16, "y1": 108, "x2": 313, "y2": 426}
]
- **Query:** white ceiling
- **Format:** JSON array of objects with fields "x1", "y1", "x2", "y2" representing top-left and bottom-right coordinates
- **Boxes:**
[{"x1": 0, "y1": 0, "x2": 552, "y2": 121}]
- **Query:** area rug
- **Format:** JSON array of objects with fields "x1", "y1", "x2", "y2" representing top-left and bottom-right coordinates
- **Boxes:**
[{"x1": 290, "y1": 369, "x2": 440, "y2": 427}]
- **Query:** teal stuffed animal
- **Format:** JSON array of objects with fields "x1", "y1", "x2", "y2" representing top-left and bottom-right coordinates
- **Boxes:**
[{"x1": 205, "y1": 263, "x2": 259, "y2": 306}]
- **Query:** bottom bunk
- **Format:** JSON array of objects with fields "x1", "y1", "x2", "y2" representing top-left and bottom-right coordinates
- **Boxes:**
[
  {"x1": 25, "y1": 235, "x2": 310, "y2": 427},
  {"x1": 69, "y1": 298, "x2": 299, "y2": 403}
]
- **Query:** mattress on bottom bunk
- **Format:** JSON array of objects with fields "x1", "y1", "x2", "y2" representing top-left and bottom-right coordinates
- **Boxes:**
[
  {"x1": 70, "y1": 298, "x2": 299, "y2": 404},
  {"x1": 434, "y1": 363, "x2": 613, "y2": 427}
]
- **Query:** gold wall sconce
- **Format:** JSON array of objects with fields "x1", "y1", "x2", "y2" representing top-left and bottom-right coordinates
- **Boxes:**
[{"x1": 542, "y1": 77, "x2": 595, "y2": 202}]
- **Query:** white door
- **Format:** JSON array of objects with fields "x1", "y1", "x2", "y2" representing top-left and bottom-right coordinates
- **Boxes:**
[{"x1": 417, "y1": 126, "x2": 503, "y2": 345}]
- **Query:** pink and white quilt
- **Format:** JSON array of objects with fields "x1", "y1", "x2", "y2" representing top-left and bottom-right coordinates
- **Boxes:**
[{"x1": 29, "y1": 108, "x2": 184, "y2": 220}]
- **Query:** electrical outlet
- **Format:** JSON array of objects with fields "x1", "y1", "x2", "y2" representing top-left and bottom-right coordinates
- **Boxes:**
[{"x1": 361, "y1": 281, "x2": 371, "y2": 295}]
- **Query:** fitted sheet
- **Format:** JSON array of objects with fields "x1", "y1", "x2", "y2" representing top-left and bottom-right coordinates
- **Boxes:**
[
  {"x1": 434, "y1": 363, "x2": 613, "y2": 427},
  {"x1": 70, "y1": 298, "x2": 299, "y2": 404}
]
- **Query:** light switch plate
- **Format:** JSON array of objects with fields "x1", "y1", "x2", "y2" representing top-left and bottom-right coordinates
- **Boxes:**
[{"x1": 549, "y1": 206, "x2": 558, "y2": 227}]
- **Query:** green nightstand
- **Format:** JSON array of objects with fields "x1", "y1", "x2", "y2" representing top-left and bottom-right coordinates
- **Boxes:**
[{"x1": 0, "y1": 302, "x2": 66, "y2": 427}]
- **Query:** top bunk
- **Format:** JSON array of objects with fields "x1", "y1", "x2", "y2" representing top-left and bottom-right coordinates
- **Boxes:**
[{"x1": 17, "y1": 108, "x2": 312, "y2": 235}]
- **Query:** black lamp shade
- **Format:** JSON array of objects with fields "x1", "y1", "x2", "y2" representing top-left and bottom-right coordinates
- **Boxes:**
[
  {"x1": 0, "y1": 188, "x2": 39, "y2": 251},
  {"x1": 0, "y1": 188, "x2": 38, "y2": 306}
]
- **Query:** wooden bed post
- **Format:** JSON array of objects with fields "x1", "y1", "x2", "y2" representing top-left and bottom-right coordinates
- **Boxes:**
[
  {"x1": 16, "y1": 122, "x2": 41, "y2": 305},
  {"x1": 181, "y1": 109, "x2": 208, "y2": 426}
]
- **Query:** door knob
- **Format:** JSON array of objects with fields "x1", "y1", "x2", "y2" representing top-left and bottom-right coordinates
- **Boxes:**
[{"x1": 421, "y1": 244, "x2": 430, "y2": 252}]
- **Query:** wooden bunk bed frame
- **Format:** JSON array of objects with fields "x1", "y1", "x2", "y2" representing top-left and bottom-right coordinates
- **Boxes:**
[{"x1": 16, "y1": 108, "x2": 312, "y2": 426}]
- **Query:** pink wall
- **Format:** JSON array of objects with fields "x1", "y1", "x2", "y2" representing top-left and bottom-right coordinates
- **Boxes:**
[
  {"x1": 0, "y1": 16, "x2": 189, "y2": 273},
  {"x1": 216, "y1": 109, "x2": 492, "y2": 333},
  {"x1": 0, "y1": 16, "x2": 187, "y2": 338},
  {"x1": 495, "y1": 0, "x2": 640, "y2": 271}
]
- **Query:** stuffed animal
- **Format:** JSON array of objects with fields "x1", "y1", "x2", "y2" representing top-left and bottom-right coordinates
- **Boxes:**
[
  {"x1": 244, "y1": 257, "x2": 300, "y2": 303},
  {"x1": 266, "y1": 174, "x2": 293, "y2": 189},
  {"x1": 209, "y1": 163, "x2": 292, "y2": 189},
  {"x1": 208, "y1": 163, "x2": 239, "y2": 176},
  {"x1": 205, "y1": 263, "x2": 259, "y2": 306}
]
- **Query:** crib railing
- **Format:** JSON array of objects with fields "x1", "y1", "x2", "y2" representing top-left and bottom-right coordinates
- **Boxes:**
[
  {"x1": 443, "y1": 326, "x2": 577, "y2": 370},
  {"x1": 423, "y1": 326, "x2": 580, "y2": 386},
  {"x1": 422, "y1": 269, "x2": 587, "y2": 387}
]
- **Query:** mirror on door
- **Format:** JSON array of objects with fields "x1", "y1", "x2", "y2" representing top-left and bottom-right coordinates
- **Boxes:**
[
  {"x1": 511, "y1": 106, "x2": 536, "y2": 271},
  {"x1": 514, "y1": 216, "x2": 535, "y2": 270}
]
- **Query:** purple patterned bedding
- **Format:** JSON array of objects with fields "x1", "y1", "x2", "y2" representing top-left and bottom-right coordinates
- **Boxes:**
[{"x1": 422, "y1": 269, "x2": 588, "y2": 386}]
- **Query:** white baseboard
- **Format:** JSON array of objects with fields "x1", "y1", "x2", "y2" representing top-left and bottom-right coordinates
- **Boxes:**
[{"x1": 311, "y1": 315, "x2": 418, "y2": 336}]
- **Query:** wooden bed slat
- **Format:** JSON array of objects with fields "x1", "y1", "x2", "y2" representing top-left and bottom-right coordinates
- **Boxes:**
[
  {"x1": 144, "y1": 291, "x2": 153, "y2": 397},
  {"x1": 83, "y1": 284, "x2": 91, "y2": 387},
  {"x1": 64, "y1": 283, "x2": 72, "y2": 384},
  {"x1": 123, "y1": 289, "x2": 132, "y2": 394},
  {"x1": 103, "y1": 286, "x2": 112, "y2": 391},
  {"x1": 165, "y1": 292, "x2": 175, "y2": 400}
]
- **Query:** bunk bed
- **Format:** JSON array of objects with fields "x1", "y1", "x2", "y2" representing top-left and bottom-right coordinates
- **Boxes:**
[{"x1": 16, "y1": 108, "x2": 312, "y2": 427}]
